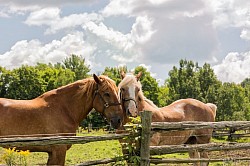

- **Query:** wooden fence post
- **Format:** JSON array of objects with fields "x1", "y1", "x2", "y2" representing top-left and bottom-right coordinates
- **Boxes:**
[{"x1": 140, "y1": 111, "x2": 152, "y2": 166}]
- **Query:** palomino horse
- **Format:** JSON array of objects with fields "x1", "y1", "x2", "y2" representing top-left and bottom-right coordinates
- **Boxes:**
[
  {"x1": 118, "y1": 72, "x2": 217, "y2": 166},
  {"x1": 0, "y1": 74, "x2": 123, "y2": 165}
]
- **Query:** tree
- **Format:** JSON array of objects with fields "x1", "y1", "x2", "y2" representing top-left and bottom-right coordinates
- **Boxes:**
[
  {"x1": 241, "y1": 78, "x2": 250, "y2": 88},
  {"x1": 0, "y1": 66, "x2": 9, "y2": 97},
  {"x1": 62, "y1": 54, "x2": 90, "y2": 81},
  {"x1": 102, "y1": 66, "x2": 127, "y2": 85},
  {"x1": 216, "y1": 83, "x2": 250, "y2": 121},
  {"x1": 167, "y1": 60, "x2": 222, "y2": 105},
  {"x1": 36, "y1": 63, "x2": 75, "y2": 91},
  {"x1": 158, "y1": 81, "x2": 170, "y2": 107},
  {"x1": 167, "y1": 59, "x2": 201, "y2": 103},
  {"x1": 134, "y1": 66, "x2": 160, "y2": 106},
  {"x1": 197, "y1": 63, "x2": 222, "y2": 103},
  {"x1": 5, "y1": 65, "x2": 45, "y2": 99}
]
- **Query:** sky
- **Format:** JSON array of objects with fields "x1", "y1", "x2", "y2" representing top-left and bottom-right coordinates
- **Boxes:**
[{"x1": 0, "y1": 0, "x2": 250, "y2": 85}]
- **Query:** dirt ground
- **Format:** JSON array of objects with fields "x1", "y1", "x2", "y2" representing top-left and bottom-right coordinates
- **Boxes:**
[
  {"x1": 208, "y1": 149, "x2": 250, "y2": 166},
  {"x1": 151, "y1": 150, "x2": 250, "y2": 166}
]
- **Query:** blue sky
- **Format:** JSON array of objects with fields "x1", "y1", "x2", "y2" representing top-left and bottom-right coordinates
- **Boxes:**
[{"x1": 0, "y1": 0, "x2": 250, "y2": 84}]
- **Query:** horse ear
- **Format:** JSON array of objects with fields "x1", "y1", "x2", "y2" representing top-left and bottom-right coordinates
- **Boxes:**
[
  {"x1": 120, "y1": 70, "x2": 126, "y2": 79},
  {"x1": 93, "y1": 74, "x2": 101, "y2": 84},
  {"x1": 136, "y1": 71, "x2": 142, "y2": 81}
]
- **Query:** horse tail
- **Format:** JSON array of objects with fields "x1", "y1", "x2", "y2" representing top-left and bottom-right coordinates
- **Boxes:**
[{"x1": 206, "y1": 103, "x2": 217, "y2": 119}]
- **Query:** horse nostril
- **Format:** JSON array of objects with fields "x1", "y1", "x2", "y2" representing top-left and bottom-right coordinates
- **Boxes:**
[
  {"x1": 126, "y1": 108, "x2": 131, "y2": 116},
  {"x1": 118, "y1": 118, "x2": 121, "y2": 124}
]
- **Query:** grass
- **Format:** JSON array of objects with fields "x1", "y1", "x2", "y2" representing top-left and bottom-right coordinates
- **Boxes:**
[
  {"x1": 0, "y1": 130, "x2": 125, "y2": 165},
  {"x1": 0, "y1": 130, "x2": 249, "y2": 165}
]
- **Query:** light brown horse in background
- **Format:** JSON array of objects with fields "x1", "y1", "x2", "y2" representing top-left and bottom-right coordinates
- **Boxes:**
[
  {"x1": 118, "y1": 72, "x2": 217, "y2": 166},
  {"x1": 0, "y1": 74, "x2": 123, "y2": 165}
]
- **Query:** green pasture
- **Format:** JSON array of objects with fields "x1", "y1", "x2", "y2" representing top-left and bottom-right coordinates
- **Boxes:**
[{"x1": 0, "y1": 130, "x2": 249, "y2": 166}]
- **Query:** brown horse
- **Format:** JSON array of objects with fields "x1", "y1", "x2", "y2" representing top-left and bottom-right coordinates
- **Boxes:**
[
  {"x1": 0, "y1": 74, "x2": 123, "y2": 165},
  {"x1": 118, "y1": 72, "x2": 217, "y2": 166}
]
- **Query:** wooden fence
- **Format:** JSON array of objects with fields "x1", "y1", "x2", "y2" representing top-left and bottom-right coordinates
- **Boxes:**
[
  {"x1": 0, "y1": 111, "x2": 250, "y2": 165},
  {"x1": 140, "y1": 111, "x2": 250, "y2": 165}
]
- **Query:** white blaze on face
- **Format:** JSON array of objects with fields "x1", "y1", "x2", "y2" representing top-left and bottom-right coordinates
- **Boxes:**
[{"x1": 127, "y1": 84, "x2": 137, "y2": 117}]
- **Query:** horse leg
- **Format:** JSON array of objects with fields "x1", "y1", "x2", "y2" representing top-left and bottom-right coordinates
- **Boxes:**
[
  {"x1": 188, "y1": 150, "x2": 200, "y2": 166},
  {"x1": 47, "y1": 145, "x2": 67, "y2": 166},
  {"x1": 149, "y1": 132, "x2": 161, "y2": 146},
  {"x1": 200, "y1": 151, "x2": 209, "y2": 166},
  {"x1": 196, "y1": 129, "x2": 213, "y2": 166},
  {"x1": 185, "y1": 136, "x2": 201, "y2": 166}
]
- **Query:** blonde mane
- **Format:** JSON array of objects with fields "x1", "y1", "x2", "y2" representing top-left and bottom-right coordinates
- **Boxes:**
[{"x1": 138, "y1": 90, "x2": 158, "y2": 108}]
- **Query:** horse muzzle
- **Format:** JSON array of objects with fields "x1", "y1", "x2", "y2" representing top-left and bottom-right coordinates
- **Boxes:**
[{"x1": 110, "y1": 117, "x2": 122, "y2": 129}]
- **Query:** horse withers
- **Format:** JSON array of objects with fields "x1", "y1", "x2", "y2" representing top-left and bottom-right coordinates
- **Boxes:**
[
  {"x1": 118, "y1": 71, "x2": 217, "y2": 166},
  {"x1": 0, "y1": 74, "x2": 124, "y2": 165}
]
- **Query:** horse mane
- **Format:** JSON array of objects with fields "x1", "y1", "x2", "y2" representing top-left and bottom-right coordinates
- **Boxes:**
[
  {"x1": 40, "y1": 75, "x2": 118, "y2": 99},
  {"x1": 138, "y1": 89, "x2": 158, "y2": 108}
]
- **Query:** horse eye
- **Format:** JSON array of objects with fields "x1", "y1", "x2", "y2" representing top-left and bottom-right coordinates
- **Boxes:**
[
  {"x1": 104, "y1": 93, "x2": 110, "y2": 97},
  {"x1": 120, "y1": 88, "x2": 125, "y2": 92},
  {"x1": 138, "y1": 97, "x2": 141, "y2": 101}
]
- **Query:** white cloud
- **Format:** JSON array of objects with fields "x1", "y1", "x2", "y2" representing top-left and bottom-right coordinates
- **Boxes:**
[
  {"x1": 213, "y1": 51, "x2": 250, "y2": 83},
  {"x1": 1, "y1": 0, "x2": 250, "y2": 84},
  {"x1": 206, "y1": 0, "x2": 250, "y2": 41},
  {"x1": 101, "y1": 0, "x2": 134, "y2": 17},
  {"x1": 131, "y1": 16, "x2": 156, "y2": 44},
  {"x1": 25, "y1": 8, "x2": 60, "y2": 26},
  {"x1": 240, "y1": 29, "x2": 250, "y2": 41},
  {"x1": 0, "y1": 32, "x2": 95, "y2": 69},
  {"x1": 83, "y1": 15, "x2": 155, "y2": 64},
  {"x1": 0, "y1": 0, "x2": 98, "y2": 17},
  {"x1": 25, "y1": 8, "x2": 103, "y2": 34}
]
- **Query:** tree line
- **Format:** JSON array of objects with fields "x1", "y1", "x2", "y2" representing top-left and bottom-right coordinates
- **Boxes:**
[{"x1": 1, "y1": 55, "x2": 250, "y2": 128}]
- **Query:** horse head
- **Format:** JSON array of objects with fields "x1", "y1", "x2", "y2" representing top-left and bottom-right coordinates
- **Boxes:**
[
  {"x1": 92, "y1": 74, "x2": 124, "y2": 129},
  {"x1": 118, "y1": 71, "x2": 142, "y2": 117}
]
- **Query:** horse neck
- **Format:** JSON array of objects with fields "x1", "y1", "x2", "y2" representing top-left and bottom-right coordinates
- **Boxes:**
[
  {"x1": 40, "y1": 79, "x2": 95, "y2": 125},
  {"x1": 140, "y1": 98, "x2": 159, "y2": 113},
  {"x1": 139, "y1": 98, "x2": 170, "y2": 122}
]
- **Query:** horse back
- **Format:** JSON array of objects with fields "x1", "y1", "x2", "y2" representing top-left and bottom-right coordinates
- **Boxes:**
[
  {"x1": 164, "y1": 98, "x2": 216, "y2": 122},
  {"x1": 0, "y1": 98, "x2": 74, "y2": 137}
]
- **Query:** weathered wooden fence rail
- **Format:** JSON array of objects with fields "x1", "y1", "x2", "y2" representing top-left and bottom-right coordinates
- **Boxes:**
[
  {"x1": 0, "y1": 111, "x2": 250, "y2": 165},
  {"x1": 140, "y1": 111, "x2": 250, "y2": 165},
  {"x1": 0, "y1": 133, "x2": 138, "y2": 147}
]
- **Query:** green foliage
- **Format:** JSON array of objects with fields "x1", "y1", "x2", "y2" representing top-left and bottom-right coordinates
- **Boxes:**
[
  {"x1": 158, "y1": 82, "x2": 170, "y2": 107},
  {"x1": 0, "y1": 67, "x2": 10, "y2": 97},
  {"x1": 168, "y1": 60, "x2": 201, "y2": 103},
  {"x1": 166, "y1": 59, "x2": 250, "y2": 121},
  {"x1": 122, "y1": 117, "x2": 141, "y2": 165},
  {"x1": 4, "y1": 65, "x2": 45, "y2": 99},
  {"x1": 197, "y1": 63, "x2": 222, "y2": 103},
  {"x1": 102, "y1": 66, "x2": 127, "y2": 85},
  {"x1": 167, "y1": 60, "x2": 222, "y2": 105},
  {"x1": 216, "y1": 82, "x2": 250, "y2": 121},
  {"x1": 62, "y1": 54, "x2": 90, "y2": 81},
  {"x1": 36, "y1": 63, "x2": 75, "y2": 91},
  {"x1": 1, "y1": 148, "x2": 30, "y2": 166},
  {"x1": 1, "y1": 56, "x2": 250, "y2": 123},
  {"x1": 81, "y1": 110, "x2": 108, "y2": 129}
]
